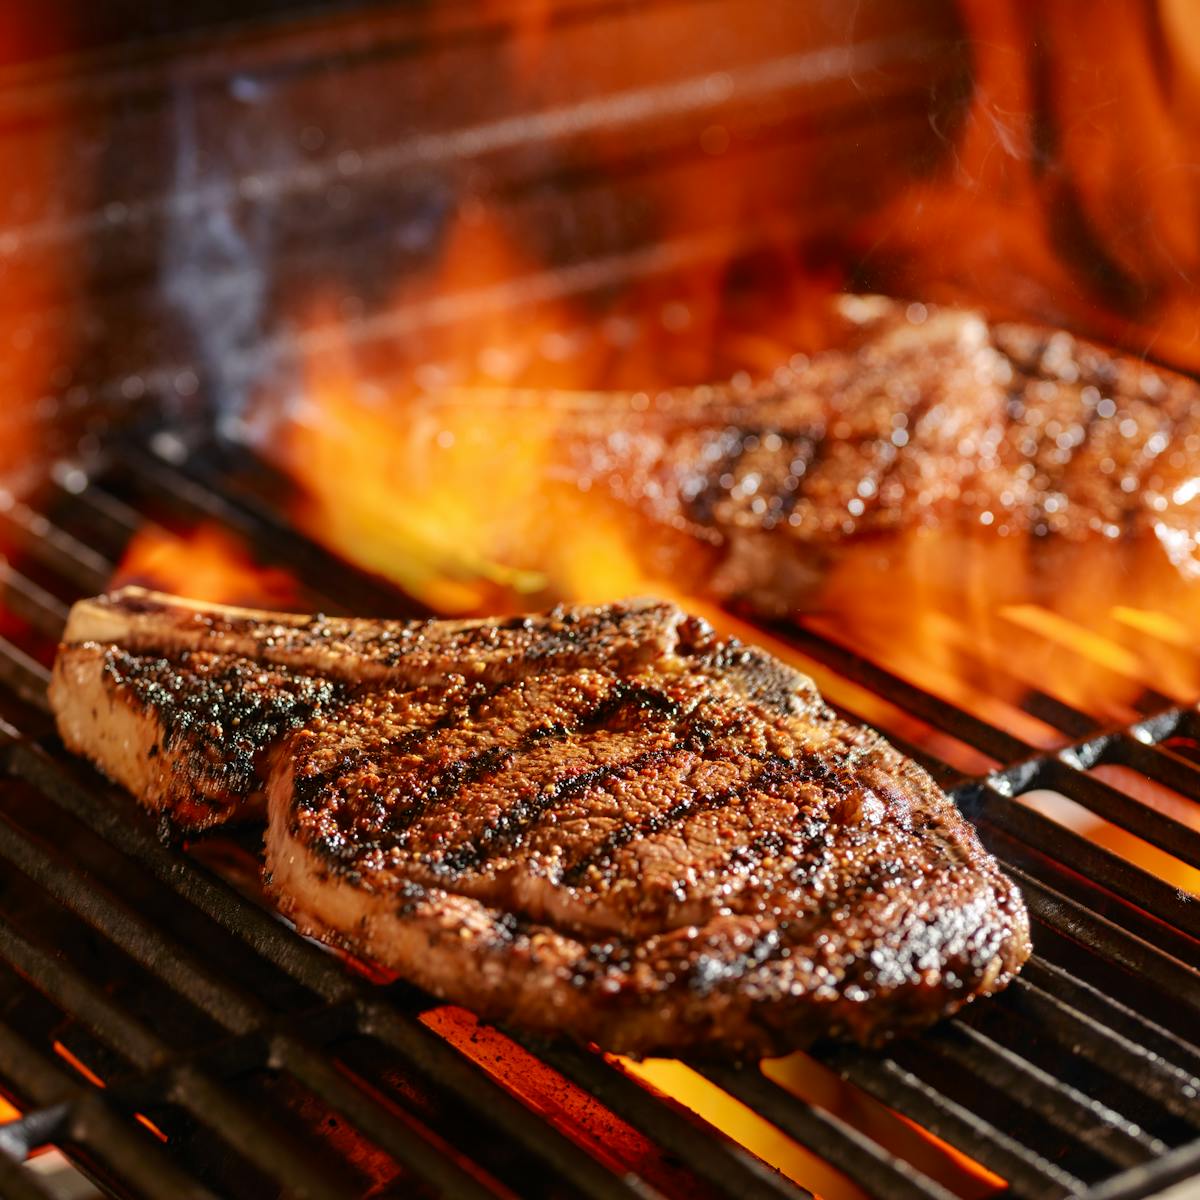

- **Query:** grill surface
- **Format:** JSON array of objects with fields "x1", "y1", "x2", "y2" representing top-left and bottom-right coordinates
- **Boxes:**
[{"x1": 0, "y1": 438, "x2": 1198, "y2": 1200}]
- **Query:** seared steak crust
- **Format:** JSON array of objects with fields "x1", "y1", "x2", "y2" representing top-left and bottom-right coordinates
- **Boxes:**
[
  {"x1": 270, "y1": 663, "x2": 1026, "y2": 1053},
  {"x1": 52, "y1": 644, "x2": 340, "y2": 830},
  {"x1": 52, "y1": 589, "x2": 1031, "y2": 1054},
  {"x1": 70, "y1": 588, "x2": 686, "y2": 686}
]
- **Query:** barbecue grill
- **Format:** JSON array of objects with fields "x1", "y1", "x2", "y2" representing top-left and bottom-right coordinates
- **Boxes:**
[{"x1": 2, "y1": 3, "x2": 1199, "y2": 1198}]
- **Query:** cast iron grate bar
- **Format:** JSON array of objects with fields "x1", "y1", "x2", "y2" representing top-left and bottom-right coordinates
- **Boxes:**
[
  {"x1": 0, "y1": 876, "x2": 520, "y2": 1198},
  {"x1": 813, "y1": 1044, "x2": 1087, "y2": 1198},
  {"x1": 918, "y1": 1022, "x2": 1164, "y2": 1169},
  {"x1": 1088, "y1": 1141, "x2": 1200, "y2": 1200},
  {"x1": 525, "y1": 1041, "x2": 806, "y2": 1200},
  {"x1": 0, "y1": 1151, "x2": 58, "y2": 1200},
  {"x1": 1019, "y1": 957, "x2": 1200, "y2": 1081},
  {"x1": 998, "y1": 860, "x2": 1200, "y2": 1011},
  {"x1": 0, "y1": 1023, "x2": 218, "y2": 1200},
  {"x1": 965, "y1": 781, "x2": 1200, "y2": 940},
  {"x1": 1000, "y1": 977, "x2": 1200, "y2": 1126},
  {"x1": 695, "y1": 1064, "x2": 957, "y2": 1200}
]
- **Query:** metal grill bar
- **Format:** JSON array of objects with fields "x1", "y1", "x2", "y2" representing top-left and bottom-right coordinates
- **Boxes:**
[
  {"x1": 1003, "y1": 974, "x2": 1200, "y2": 1123},
  {"x1": 971, "y1": 785, "x2": 1200, "y2": 939},
  {"x1": 1023, "y1": 753, "x2": 1200, "y2": 869},
  {"x1": 999, "y1": 866, "x2": 1200, "y2": 1022},
  {"x1": 0, "y1": 818, "x2": 515, "y2": 1198},
  {"x1": 527, "y1": 1042, "x2": 806, "y2": 1200},
  {"x1": 0, "y1": 812, "x2": 264, "y2": 1036},
  {"x1": 921, "y1": 1023, "x2": 1163, "y2": 1169},
  {"x1": 0, "y1": 1152, "x2": 57, "y2": 1200},
  {"x1": 1019, "y1": 957, "x2": 1200, "y2": 1081},
  {"x1": 1002, "y1": 978, "x2": 1200, "y2": 1125},
  {"x1": 166, "y1": 1065, "x2": 389, "y2": 1200},
  {"x1": 813, "y1": 1045, "x2": 1087, "y2": 1198},
  {"x1": 1110, "y1": 735, "x2": 1200, "y2": 801},
  {"x1": 0, "y1": 1025, "x2": 216, "y2": 1200},
  {"x1": 780, "y1": 621, "x2": 1034, "y2": 762},
  {"x1": 0, "y1": 729, "x2": 747, "y2": 1199},
  {"x1": 267, "y1": 1036, "x2": 515, "y2": 1200},
  {"x1": 1088, "y1": 1142, "x2": 1200, "y2": 1200},
  {"x1": 696, "y1": 1065, "x2": 957, "y2": 1200}
]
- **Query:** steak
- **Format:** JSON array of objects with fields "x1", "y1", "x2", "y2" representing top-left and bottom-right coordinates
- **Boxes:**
[
  {"x1": 500, "y1": 295, "x2": 1200, "y2": 612},
  {"x1": 51, "y1": 587, "x2": 1030, "y2": 1054}
]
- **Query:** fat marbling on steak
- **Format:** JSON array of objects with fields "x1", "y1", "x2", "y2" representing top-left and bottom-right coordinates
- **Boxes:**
[{"x1": 50, "y1": 587, "x2": 1030, "y2": 1055}]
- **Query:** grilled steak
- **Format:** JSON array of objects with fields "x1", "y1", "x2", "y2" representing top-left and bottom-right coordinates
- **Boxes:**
[
  {"x1": 51, "y1": 587, "x2": 1030, "y2": 1055},
  {"x1": 511, "y1": 295, "x2": 1200, "y2": 612}
]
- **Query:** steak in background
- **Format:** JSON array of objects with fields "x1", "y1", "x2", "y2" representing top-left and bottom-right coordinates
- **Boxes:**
[{"x1": 539, "y1": 295, "x2": 1200, "y2": 612}]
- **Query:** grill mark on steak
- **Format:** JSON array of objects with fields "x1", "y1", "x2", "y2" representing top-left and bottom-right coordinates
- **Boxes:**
[
  {"x1": 556, "y1": 748, "x2": 820, "y2": 892},
  {"x1": 300, "y1": 676, "x2": 692, "y2": 860},
  {"x1": 560, "y1": 752, "x2": 802, "y2": 886},
  {"x1": 436, "y1": 683, "x2": 831, "y2": 876},
  {"x1": 437, "y1": 744, "x2": 687, "y2": 876}
]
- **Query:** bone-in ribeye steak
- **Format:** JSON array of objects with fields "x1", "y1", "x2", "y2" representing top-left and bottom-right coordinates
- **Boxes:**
[{"x1": 50, "y1": 587, "x2": 1030, "y2": 1055}]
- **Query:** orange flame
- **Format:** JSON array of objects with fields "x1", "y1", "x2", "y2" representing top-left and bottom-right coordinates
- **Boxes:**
[
  {"x1": 862, "y1": 0, "x2": 1200, "y2": 369},
  {"x1": 264, "y1": 202, "x2": 1200, "y2": 728},
  {"x1": 110, "y1": 523, "x2": 298, "y2": 609}
]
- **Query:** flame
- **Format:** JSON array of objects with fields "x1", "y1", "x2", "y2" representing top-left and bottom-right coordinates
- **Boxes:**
[
  {"x1": 110, "y1": 523, "x2": 298, "y2": 608},
  {"x1": 264, "y1": 201, "x2": 1200, "y2": 726},
  {"x1": 861, "y1": 1, "x2": 1200, "y2": 369},
  {"x1": 244, "y1": 189, "x2": 1200, "y2": 1192}
]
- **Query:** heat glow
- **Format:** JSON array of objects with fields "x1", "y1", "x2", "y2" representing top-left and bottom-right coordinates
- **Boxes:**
[{"x1": 110, "y1": 523, "x2": 298, "y2": 609}]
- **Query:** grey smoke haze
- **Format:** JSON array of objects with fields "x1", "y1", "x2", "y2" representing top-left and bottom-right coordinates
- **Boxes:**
[{"x1": 160, "y1": 77, "x2": 282, "y2": 437}]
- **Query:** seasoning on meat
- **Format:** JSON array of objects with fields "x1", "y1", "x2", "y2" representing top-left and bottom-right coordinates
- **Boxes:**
[{"x1": 50, "y1": 588, "x2": 1031, "y2": 1055}]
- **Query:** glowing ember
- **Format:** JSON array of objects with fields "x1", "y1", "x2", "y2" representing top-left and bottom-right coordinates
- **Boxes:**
[
  {"x1": 111, "y1": 523, "x2": 298, "y2": 609},
  {"x1": 51, "y1": 1041, "x2": 168, "y2": 1142},
  {"x1": 422, "y1": 1006, "x2": 719, "y2": 1195}
]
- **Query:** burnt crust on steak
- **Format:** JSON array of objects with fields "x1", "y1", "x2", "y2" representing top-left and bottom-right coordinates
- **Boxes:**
[
  {"x1": 51, "y1": 588, "x2": 1031, "y2": 1055},
  {"x1": 67, "y1": 587, "x2": 690, "y2": 685},
  {"x1": 52, "y1": 643, "x2": 342, "y2": 830}
]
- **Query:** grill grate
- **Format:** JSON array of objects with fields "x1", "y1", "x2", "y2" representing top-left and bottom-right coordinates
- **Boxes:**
[{"x1": 0, "y1": 439, "x2": 1197, "y2": 1200}]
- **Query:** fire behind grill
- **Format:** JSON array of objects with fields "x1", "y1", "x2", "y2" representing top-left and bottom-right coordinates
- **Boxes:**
[{"x1": 0, "y1": 436, "x2": 1195, "y2": 1200}]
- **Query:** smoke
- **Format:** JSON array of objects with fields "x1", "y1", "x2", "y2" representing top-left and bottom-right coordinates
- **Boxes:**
[{"x1": 159, "y1": 76, "x2": 283, "y2": 439}]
